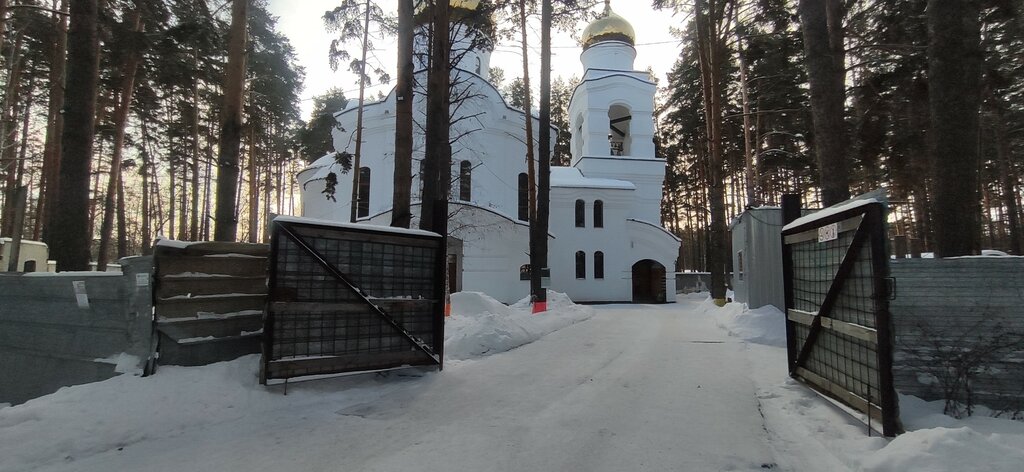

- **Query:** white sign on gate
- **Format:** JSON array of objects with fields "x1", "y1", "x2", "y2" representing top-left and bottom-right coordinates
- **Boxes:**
[{"x1": 818, "y1": 223, "x2": 839, "y2": 243}]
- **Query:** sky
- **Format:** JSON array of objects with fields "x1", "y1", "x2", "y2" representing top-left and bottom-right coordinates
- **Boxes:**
[{"x1": 265, "y1": 0, "x2": 688, "y2": 120}]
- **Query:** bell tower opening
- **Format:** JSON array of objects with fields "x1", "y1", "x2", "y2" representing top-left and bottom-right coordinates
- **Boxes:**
[{"x1": 608, "y1": 105, "x2": 631, "y2": 156}]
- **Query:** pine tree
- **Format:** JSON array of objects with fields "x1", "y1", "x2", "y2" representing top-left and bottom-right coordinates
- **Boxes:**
[{"x1": 48, "y1": 0, "x2": 100, "y2": 270}]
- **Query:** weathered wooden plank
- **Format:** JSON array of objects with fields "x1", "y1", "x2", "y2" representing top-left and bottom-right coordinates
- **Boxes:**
[
  {"x1": 154, "y1": 241, "x2": 269, "y2": 257},
  {"x1": 291, "y1": 225, "x2": 441, "y2": 248},
  {"x1": 156, "y1": 313, "x2": 263, "y2": 341},
  {"x1": 156, "y1": 276, "x2": 267, "y2": 299},
  {"x1": 155, "y1": 295, "x2": 266, "y2": 319},
  {"x1": 788, "y1": 309, "x2": 878, "y2": 343},
  {"x1": 794, "y1": 367, "x2": 884, "y2": 425},
  {"x1": 156, "y1": 256, "x2": 267, "y2": 278},
  {"x1": 265, "y1": 350, "x2": 437, "y2": 379}
]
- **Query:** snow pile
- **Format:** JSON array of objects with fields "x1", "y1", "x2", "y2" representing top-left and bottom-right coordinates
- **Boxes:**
[
  {"x1": 861, "y1": 426, "x2": 1024, "y2": 472},
  {"x1": 0, "y1": 356, "x2": 389, "y2": 471},
  {"x1": 857, "y1": 395, "x2": 1024, "y2": 472},
  {"x1": 444, "y1": 291, "x2": 594, "y2": 360},
  {"x1": 698, "y1": 296, "x2": 787, "y2": 347}
]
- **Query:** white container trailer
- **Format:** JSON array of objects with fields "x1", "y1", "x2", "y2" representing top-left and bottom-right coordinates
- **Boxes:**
[
  {"x1": 0, "y1": 238, "x2": 52, "y2": 272},
  {"x1": 729, "y1": 208, "x2": 785, "y2": 311}
]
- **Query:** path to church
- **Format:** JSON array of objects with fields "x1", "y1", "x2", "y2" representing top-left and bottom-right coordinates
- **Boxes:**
[{"x1": 41, "y1": 298, "x2": 846, "y2": 472}]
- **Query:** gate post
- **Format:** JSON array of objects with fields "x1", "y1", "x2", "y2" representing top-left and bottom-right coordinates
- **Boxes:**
[
  {"x1": 867, "y1": 204, "x2": 903, "y2": 436},
  {"x1": 781, "y1": 193, "x2": 801, "y2": 372}
]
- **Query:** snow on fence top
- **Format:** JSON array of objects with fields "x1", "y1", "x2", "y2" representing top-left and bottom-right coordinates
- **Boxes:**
[
  {"x1": 272, "y1": 215, "x2": 441, "y2": 238},
  {"x1": 782, "y1": 197, "x2": 881, "y2": 231}
]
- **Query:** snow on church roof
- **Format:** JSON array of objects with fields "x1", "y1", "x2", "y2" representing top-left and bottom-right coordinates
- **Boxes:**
[{"x1": 550, "y1": 167, "x2": 635, "y2": 190}]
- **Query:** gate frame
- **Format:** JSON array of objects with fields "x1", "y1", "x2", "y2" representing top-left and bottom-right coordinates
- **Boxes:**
[
  {"x1": 261, "y1": 217, "x2": 446, "y2": 384},
  {"x1": 782, "y1": 201, "x2": 902, "y2": 437}
]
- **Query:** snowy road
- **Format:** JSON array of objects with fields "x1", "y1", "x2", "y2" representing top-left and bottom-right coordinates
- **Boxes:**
[
  {"x1": 7, "y1": 296, "x2": 1024, "y2": 472},
  {"x1": 25, "y1": 300, "x2": 781, "y2": 472}
]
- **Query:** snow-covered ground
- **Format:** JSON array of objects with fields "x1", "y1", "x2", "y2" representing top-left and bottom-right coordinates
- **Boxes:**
[{"x1": 1, "y1": 293, "x2": 1021, "y2": 472}]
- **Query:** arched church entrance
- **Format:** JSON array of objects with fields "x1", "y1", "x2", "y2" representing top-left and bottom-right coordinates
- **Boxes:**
[{"x1": 631, "y1": 259, "x2": 667, "y2": 303}]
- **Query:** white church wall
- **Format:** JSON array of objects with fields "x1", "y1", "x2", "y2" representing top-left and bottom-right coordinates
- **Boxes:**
[
  {"x1": 575, "y1": 157, "x2": 665, "y2": 224},
  {"x1": 302, "y1": 71, "x2": 551, "y2": 224},
  {"x1": 365, "y1": 203, "x2": 534, "y2": 304},
  {"x1": 549, "y1": 186, "x2": 634, "y2": 302}
]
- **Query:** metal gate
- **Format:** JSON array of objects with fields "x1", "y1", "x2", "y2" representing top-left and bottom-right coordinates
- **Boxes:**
[
  {"x1": 260, "y1": 217, "x2": 445, "y2": 383},
  {"x1": 782, "y1": 199, "x2": 902, "y2": 436}
]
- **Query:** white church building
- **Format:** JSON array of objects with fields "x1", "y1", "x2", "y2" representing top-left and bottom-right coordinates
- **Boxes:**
[{"x1": 297, "y1": 1, "x2": 680, "y2": 304}]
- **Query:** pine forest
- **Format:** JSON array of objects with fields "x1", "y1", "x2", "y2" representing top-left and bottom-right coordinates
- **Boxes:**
[{"x1": 0, "y1": 0, "x2": 1019, "y2": 276}]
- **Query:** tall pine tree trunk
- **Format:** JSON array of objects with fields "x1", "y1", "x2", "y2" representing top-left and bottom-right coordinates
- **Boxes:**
[
  {"x1": 0, "y1": 0, "x2": 8, "y2": 54},
  {"x1": 247, "y1": 127, "x2": 258, "y2": 243},
  {"x1": 519, "y1": 0, "x2": 536, "y2": 223},
  {"x1": 49, "y1": 0, "x2": 99, "y2": 271},
  {"x1": 214, "y1": 0, "x2": 249, "y2": 241},
  {"x1": 928, "y1": 0, "x2": 982, "y2": 256},
  {"x1": 419, "y1": 0, "x2": 450, "y2": 234},
  {"x1": 168, "y1": 159, "x2": 176, "y2": 238},
  {"x1": 993, "y1": 107, "x2": 1020, "y2": 253},
  {"x1": 140, "y1": 119, "x2": 152, "y2": 254},
  {"x1": 391, "y1": 0, "x2": 414, "y2": 228},
  {"x1": 190, "y1": 50, "x2": 200, "y2": 241},
  {"x1": 531, "y1": 0, "x2": 552, "y2": 312},
  {"x1": 349, "y1": 2, "x2": 371, "y2": 223},
  {"x1": 177, "y1": 165, "x2": 187, "y2": 240},
  {"x1": 97, "y1": 10, "x2": 142, "y2": 271},
  {"x1": 116, "y1": 171, "x2": 127, "y2": 258},
  {"x1": 737, "y1": 33, "x2": 755, "y2": 207},
  {"x1": 799, "y1": 0, "x2": 850, "y2": 207},
  {"x1": 38, "y1": 0, "x2": 69, "y2": 242},
  {"x1": 694, "y1": 0, "x2": 731, "y2": 304},
  {"x1": 202, "y1": 112, "x2": 214, "y2": 239},
  {"x1": 1, "y1": 32, "x2": 24, "y2": 237}
]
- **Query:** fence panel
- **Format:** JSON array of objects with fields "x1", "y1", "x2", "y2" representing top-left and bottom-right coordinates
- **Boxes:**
[
  {"x1": 0, "y1": 257, "x2": 153, "y2": 405},
  {"x1": 891, "y1": 258, "x2": 1024, "y2": 415},
  {"x1": 152, "y1": 241, "x2": 268, "y2": 366}
]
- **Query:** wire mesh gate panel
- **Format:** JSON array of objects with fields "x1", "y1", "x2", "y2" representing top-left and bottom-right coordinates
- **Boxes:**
[
  {"x1": 782, "y1": 200, "x2": 902, "y2": 436},
  {"x1": 260, "y1": 217, "x2": 445, "y2": 383}
]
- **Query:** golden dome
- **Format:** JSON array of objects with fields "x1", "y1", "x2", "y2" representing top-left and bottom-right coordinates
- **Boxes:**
[
  {"x1": 581, "y1": 1, "x2": 636, "y2": 49},
  {"x1": 451, "y1": 0, "x2": 481, "y2": 9},
  {"x1": 415, "y1": 0, "x2": 481, "y2": 14},
  {"x1": 415, "y1": 0, "x2": 490, "y2": 25}
]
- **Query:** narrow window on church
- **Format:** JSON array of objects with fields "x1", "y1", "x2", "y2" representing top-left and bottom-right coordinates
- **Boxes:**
[
  {"x1": 475, "y1": 57, "x2": 482, "y2": 75},
  {"x1": 518, "y1": 173, "x2": 529, "y2": 221},
  {"x1": 520, "y1": 264, "x2": 530, "y2": 281},
  {"x1": 594, "y1": 251, "x2": 604, "y2": 279},
  {"x1": 594, "y1": 200, "x2": 604, "y2": 228},
  {"x1": 460, "y1": 161, "x2": 472, "y2": 201},
  {"x1": 575, "y1": 199, "x2": 585, "y2": 227},
  {"x1": 418, "y1": 159, "x2": 426, "y2": 200},
  {"x1": 575, "y1": 251, "x2": 586, "y2": 279},
  {"x1": 358, "y1": 167, "x2": 371, "y2": 218}
]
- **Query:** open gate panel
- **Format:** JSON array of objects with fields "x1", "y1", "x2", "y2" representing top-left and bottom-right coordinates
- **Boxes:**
[
  {"x1": 261, "y1": 217, "x2": 445, "y2": 383},
  {"x1": 782, "y1": 200, "x2": 902, "y2": 437}
]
